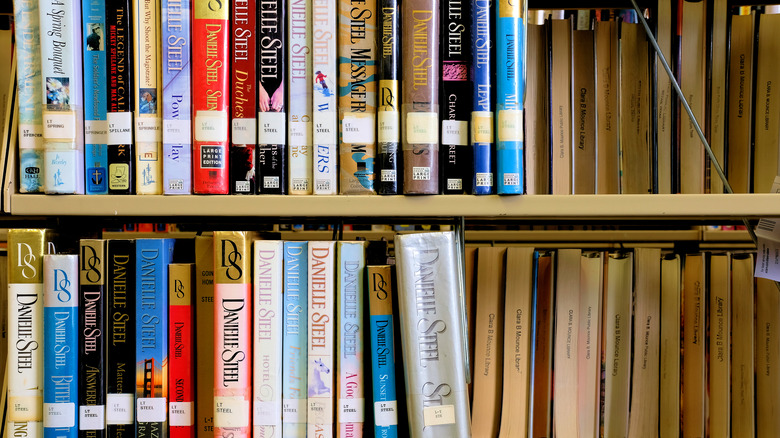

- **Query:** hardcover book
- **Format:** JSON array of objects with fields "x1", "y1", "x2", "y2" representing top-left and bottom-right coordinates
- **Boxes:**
[
  {"x1": 594, "y1": 20, "x2": 618, "y2": 194},
  {"x1": 283, "y1": 241, "x2": 308, "y2": 438},
  {"x1": 162, "y1": 0, "x2": 192, "y2": 194},
  {"x1": 7, "y1": 229, "x2": 49, "y2": 437},
  {"x1": 288, "y1": 0, "x2": 313, "y2": 194},
  {"x1": 40, "y1": 0, "x2": 85, "y2": 194},
  {"x1": 529, "y1": 251, "x2": 553, "y2": 438},
  {"x1": 256, "y1": 0, "x2": 287, "y2": 194},
  {"x1": 470, "y1": 0, "x2": 494, "y2": 195},
  {"x1": 336, "y1": 242, "x2": 366, "y2": 437},
  {"x1": 550, "y1": 17, "x2": 572, "y2": 194},
  {"x1": 194, "y1": 235, "x2": 215, "y2": 437},
  {"x1": 230, "y1": 0, "x2": 258, "y2": 195},
  {"x1": 367, "y1": 263, "x2": 399, "y2": 437},
  {"x1": 439, "y1": 0, "x2": 472, "y2": 194},
  {"x1": 79, "y1": 239, "x2": 107, "y2": 438},
  {"x1": 308, "y1": 241, "x2": 336, "y2": 438},
  {"x1": 659, "y1": 253, "x2": 680, "y2": 437},
  {"x1": 577, "y1": 252, "x2": 603, "y2": 437},
  {"x1": 552, "y1": 249, "x2": 580, "y2": 437},
  {"x1": 571, "y1": 29, "x2": 596, "y2": 194},
  {"x1": 312, "y1": 0, "x2": 338, "y2": 195},
  {"x1": 682, "y1": 253, "x2": 705, "y2": 437},
  {"x1": 14, "y1": 0, "x2": 44, "y2": 193},
  {"x1": 656, "y1": 0, "x2": 673, "y2": 193},
  {"x1": 213, "y1": 232, "x2": 253, "y2": 437},
  {"x1": 135, "y1": 239, "x2": 175, "y2": 438},
  {"x1": 678, "y1": 0, "x2": 706, "y2": 193},
  {"x1": 394, "y1": 232, "x2": 471, "y2": 436},
  {"x1": 603, "y1": 252, "x2": 632, "y2": 437},
  {"x1": 731, "y1": 254, "x2": 754, "y2": 437},
  {"x1": 43, "y1": 254, "x2": 79, "y2": 438},
  {"x1": 338, "y1": 0, "x2": 377, "y2": 194},
  {"x1": 106, "y1": 239, "x2": 137, "y2": 436},
  {"x1": 708, "y1": 253, "x2": 730, "y2": 438},
  {"x1": 727, "y1": 12, "x2": 755, "y2": 193},
  {"x1": 524, "y1": 24, "x2": 548, "y2": 194},
  {"x1": 708, "y1": 0, "x2": 727, "y2": 194},
  {"x1": 169, "y1": 263, "x2": 195, "y2": 438},
  {"x1": 752, "y1": 12, "x2": 780, "y2": 193},
  {"x1": 401, "y1": 0, "x2": 440, "y2": 194},
  {"x1": 83, "y1": 0, "x2": 109, "y2": 195},
  {"x1": 756, "y1": 277, "x2": 780, "y2": 436},
  {"x1": 133, "y1": 0, "x2": 163, "y2": 194},
  {"x1": 376, "y1": 0, "x2": 400, "y2": 194},
  {"x1": 106, "y1": 0, "x2": 135, "y2": 194},
  {"x1": 253, "y1": 241, "x2": 283, "y2": 437},
  {"x1": 192, "y1": 0, "x2": 230, "y2": 194}
]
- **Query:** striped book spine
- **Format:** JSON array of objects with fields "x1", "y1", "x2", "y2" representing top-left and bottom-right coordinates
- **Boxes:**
[
  {"x1": 14, "y1": 0, "x2": 45, "y2": 193},
  {"x1": 495, "y1": 0, "x2": 525, "y2": 194},
  {"x1": 256, "y1": 0, "x2": 287, "y2": 194},
  {"x1": 214, "y1": 232, "x2": 253, "y2": 438},
  {"x1": 43, "y1": 255, "x2": 79, "y2": 438},
  {"x1": 337, "y1": 0, "x2": 377, "y2": 194},
  {"x1": 40, "y1": 0, "x2": 85, "y2": 194},
  {"x1": 230, "y1": 0, "x2": 258, "y2": 195},
  {"x1": 471, "y1": 0, "x2": 494, "y2": 194},
  {"x1": 312, "y1": 0, "x2": 338, "y2": 194},
  {"x1": 83, "y1": 0, "x2": 109, "y2": 194},
  {"x1": 253, "y1": 241, "x2": 284, "y2": 437},
  {"x1": 162, "y1": 0, "x2": 193, "y2": 194},
  {"x1": 135, "y1": 239, "x2": 175, "y2": 438},
  {"x1": 133, "y1": 0, "x2": 163, "y2": 194},
  {"x1": 79, "y1": 239, "x2": 107, "y2": 438},
  {"x1": 308, "y1": 242, "x2": 336, "y2": 438},
  {"x1": 106, "y1": 0, "x2": 135, "y2": 194},
  {"x1": 169, "y1": 263, "x2": 196, "y2": 438},
  {"x1": 337, "y1": 242, "x2": 366, "y2": 437},
  {"x1": 283, "y1": 241, "x2": 308, "y2": 438},
  {"x1": 288, "y1": 0, "x2": 313, "y2": 194},
  {"x1": 367, "y1": 264, "x2": 399, "y2": 437}
]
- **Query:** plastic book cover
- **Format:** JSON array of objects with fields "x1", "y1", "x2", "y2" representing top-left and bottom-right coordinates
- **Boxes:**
[
  {"x1": 107, "y1": 0, "x2": 135, "y2": 194},
  {"x1": 230, "y1": 0, "x2": 257, "y2": 195},
  {"x1": 313, "y1": 0, "x2": 338, "y2": 195},
  {"x1": 375, "y1": 0, "x2": 400, "y2": 194},
  {"x1": 79, "y1": 239, "x2": 107, "y2": 438},
  {"x1": 367, "y1": 264, "x2": 399, "y2": 437},
  {"x1": 83, "y1": 0, "x2": 109, "y2": 194},
  {"x1": 307, "y1": 241, "x2": 335, "y2": 438},
  {"x1": 283, "y1": 241, "x2": 308, "y2": 438},
  {"x1": 471, "y1": 0, "x2": 494, "y2": 195},
  {"x1": 168, "y1": 263, "x2": 195, "y2": 437},
  {"x1": 288, "y1": 0, "x2": 313, "y2": 194}
]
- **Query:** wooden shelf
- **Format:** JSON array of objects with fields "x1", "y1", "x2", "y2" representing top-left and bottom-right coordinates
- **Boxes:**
[{"x1": 9, "y1": 193, "x2": 780, "y2": 220}]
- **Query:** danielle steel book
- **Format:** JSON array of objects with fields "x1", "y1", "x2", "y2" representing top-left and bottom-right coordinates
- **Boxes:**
[
  {"x1": 288, "y1": 0, "x2": 313, "y2": 194},
  {"x1": 367, "y1": 262, "x2": 399, "y2": 437},
  {"x1": 169, "y1": 263, "x2": 196, "y2": 438},
  {"x1": 230, "y1": 0, "x2": 258, "y2": 195},
  {"x1": 312, "y1": 0, "x2": 338, "y2": 195},
  {"x1": 308, "y1": 241, "x2": 336, "y2": 438},
  {"x1": 283, "y1": 241, "x2": 308, "y2": 438},
  {"x1": 79, "y1": 239, "x2": 107, "y2": 438},
  {"x1": 471, "y1": 0, "x2": 494, "y2": 195},
  {"x1": 376, "y1": 0, "x2": 400, "y2": 194}
]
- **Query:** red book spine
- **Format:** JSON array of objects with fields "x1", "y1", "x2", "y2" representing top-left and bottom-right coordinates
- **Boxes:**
[
  {"x1": 230, "y1": 0, "x2": 258, "y2": 194},
  {"x1": 169, "y1": 264, "x2": 195, "y2": 438},
  {"x1": 192, "y1": 1, "x2": 231, "y2": 194}
]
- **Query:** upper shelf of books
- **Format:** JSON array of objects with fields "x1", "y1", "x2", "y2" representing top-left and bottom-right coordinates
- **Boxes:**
[{"x1": 9, "y1": 193, "x2": 780, "y2": 220}]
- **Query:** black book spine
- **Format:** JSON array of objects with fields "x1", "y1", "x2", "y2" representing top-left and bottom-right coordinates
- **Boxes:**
[
  {"x1": 79, "y1": 240, "x2": 107, "y2": 438},
  {"x1": 106, "y1": 239, "x2": 136, "y2": 437},
  {"x1": 376, "y1": 0, "x2": 401, "y2": 194},
  {"x1": 440, "y1": 0, "x2": 472, "y2": 194}
]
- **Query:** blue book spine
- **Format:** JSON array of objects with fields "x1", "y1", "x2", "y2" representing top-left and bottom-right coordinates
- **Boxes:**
[
  {"x1": 367, "y1": 264, "x2": 398, "y2": 438},
  {"x1": 471, "y1": 0, "x2": 494, "y2": 194},
  {"x1": 135, "y1": 238, "x2": 175, "y2": 438},
  {"x1": 83, "y1": 0, "x2": 109, "y2": 194},
  {"x1": 495, "y1": 1, "x2": 526, "y2": 194},
  {"x1": 162, "y1": 0, "x2": 192, "y2": 194},
  {"x1": 337, "y1": 242, "x2": 365, "y2": 434},
  {"x1": 283, "y1": 241, "x2": 308, "y2": 438},
  {"x1": 43, "y1": 255, "x2": 79, "y2": 438}
]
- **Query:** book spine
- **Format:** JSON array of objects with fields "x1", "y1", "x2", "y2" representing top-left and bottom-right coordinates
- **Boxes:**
[
  {"x1": 288, "y1": 0, "x2": 313, "y2": 194},
  {"x1": 367, "y1": 265, "x2": 399, "y2": 437},
  {"x1": 439, "y1": 0, "x2": 472, "y2": 194},
  {"x1": 283, "y1": 241, "x2": 308, "y2": 438},
  {"x1": 43, "y1": 255, "x2": 79, "y2": 438},
  {"x1": 78, "y1": 239, "x2": 107, "y2": 438},
  {"x1": 83, "y1": 0, "x2": 109, "y2": 195},
  {"x1": 495, "y1": 0, "x2": 525, "y2": 194},
  {"x1": 307, "y1": 242, "x2": 336, "y2": 438},
  {"x1": 192, "y1": 0, "x2": 230, "y2": 194},
  {"x1": 194, "y1": 236, "x2": 215, "y2": 437},
  {"x1": 7, "y1": 230, "x2": 47, "y2": 437},
  {"x1": 257, "y1": 0, "x2": 287, "y2": 194},
  {"x1": 106, "y1": 0, "x2": 135, "y2": 194},
  {"x1": 312, "y1": 0, "x2": 338, "y2": 195},
  {"x1": 337, "y1": 0, "x2": 377, "y2": 195},
  {"x1": 162, "y1": 0, "x2": 193, "y2": 194},
  {"x1": 133, "y1": 0, "x2": 163, "y2": 194},
  {"x1": 231, "y1": 0, "x2": 258, "y2": 194},
  {"x1": 14, "y1": 0, "x2": 45, "y2": 193},
  {"x1": 401, "y1": 0, "x2": 440, "y2": 194},
  {"x1": 376, "y1": 0, "x2": 401, "y2": 194},
  {"x1": 253, "y1": 241, "x2": 284, "y2": 437},
  {"x1": 135, "y1": 239, "x2": 175, "y2": 438},
  {"x1": 40, "y1": 0, "x2": 85, "y2": 194},
  {"x1": 529, "y1": 251, "x2": 554, "y2": 438},
  {"x1": 337, "y1": 242, "x2": 365, "y2": 437},
  {"x1": 471, "y1": 0, "x2": 494, "y2": 194},
  {"x1": 169, "y1": 263, "x2": 196, "y2": 438},
  {"x1": 213, "y1": 232, "x2": 252, "y2": 437},
  {"x1": 393, "y1": 232, "x2": 471, "y2": 436},
  {"x1": 106, "y1": 240, "x2": 136, "y2": 435}
]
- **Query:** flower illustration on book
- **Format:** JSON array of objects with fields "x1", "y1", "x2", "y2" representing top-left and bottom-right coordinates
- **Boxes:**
[
  {"x1": 313, "y1": 71, "x2": 334, "y2": 98},
  {"x1": 46, "y1": 77, "x2": 70, "y2": 105},
  {"x1": 308, "y1": 358, "x2": 331, "y2": 396}
]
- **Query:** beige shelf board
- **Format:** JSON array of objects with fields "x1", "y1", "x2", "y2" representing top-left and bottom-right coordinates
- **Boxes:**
[{"x1": 9, "y1": 193, "x2": 780, "y2": 219}]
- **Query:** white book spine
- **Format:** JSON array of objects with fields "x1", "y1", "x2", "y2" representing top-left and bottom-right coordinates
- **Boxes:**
[
  {"x1": 312, "y1": 0, "x2": 338, "y2": 194},
  {"x1": 288, "y1": 0, "x2": 313, "y2": 194},
  {"x1": 40, "y1": 0, "x2": 85, "y2": 194},
  {"x1": 307, "y1": 241, "x2": 335, "y2": 438},
  {"x1": 253, "y1": 241, "x2": 284, "y2": 437}
]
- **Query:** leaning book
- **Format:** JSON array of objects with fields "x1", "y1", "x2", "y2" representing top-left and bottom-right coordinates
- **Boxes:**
[{"x1": 394, "y1": 232, "x2": 470, "y2": 436}]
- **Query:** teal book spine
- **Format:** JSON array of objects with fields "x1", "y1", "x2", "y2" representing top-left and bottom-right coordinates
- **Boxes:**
[
  {"x1": 83, "y1": 0, "x2": 109, "y2": 194},
  {"x1": 367, "y1": 264, "x2": 398, "y2": 438},
  {"x1": 283, "y1": 241, "x2": 308, "y2": 438}
]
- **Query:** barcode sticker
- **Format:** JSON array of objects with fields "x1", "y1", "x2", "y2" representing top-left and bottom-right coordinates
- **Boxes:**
[
  {"x1": 136, "y1": 398, "x2": 167, "y2": 423},
  {"x1": 338, "y1": 399, "x2": 365, "y2": 423},
  {"x1": 754, "y1": 176, "x2": 780, "y2": 281},
  {"x1": 374, "y1": 401, "x2": 398, "y2": 427},
  {"x1": 44, "y1": 403, "x2": 76, "y2": 428},
  {"x1": 106, "y1": 393, "x2": 135, "y2": 425},
  {"x1": 258, "y1": 111, "x2": 287, "y2": 145},
  {"x1": 214, "y1": 396, "x2": 250, "y2": 428},
  {"x1": 282, "y1": 399, "x2": 306, "y2": 424},
  {"x1": 79, "y1": 405, "x2": 106, "y2": 430},
  {"x1": 107, "y1": 111, "x2": 134, "y2": 145},
  {"x1": 422, "y1": 404, "x2": 456, "y2": 427}
]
